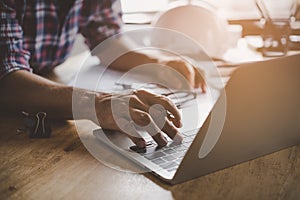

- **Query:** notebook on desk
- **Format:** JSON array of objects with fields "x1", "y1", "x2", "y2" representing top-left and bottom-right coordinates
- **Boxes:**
[{"x1": 94, "y1": 54, "x2": 300, "y2": 184}]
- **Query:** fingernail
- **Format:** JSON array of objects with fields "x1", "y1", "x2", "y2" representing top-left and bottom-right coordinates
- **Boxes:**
[
  {"x1": 179, "y1": 120, "x2": 183, "y2": 128},
  {"x1": 158, "y1": 135, "x2": 168, "y2": 147},
  {"x1": 173, "y1": 133, "x2": 183, "y2": 145},
  {"x1": 202, "y1": 85, "x2": 206, "y2": 93},
  {"x1": 174, "y1": 119, "x2": 182, "y2": 128},
  {"x1": 137, "y1": 140, "x2": 146, "y2": 148},
  {"x1": 175, "y1": 121, "x2": 182, "y2": 128}
]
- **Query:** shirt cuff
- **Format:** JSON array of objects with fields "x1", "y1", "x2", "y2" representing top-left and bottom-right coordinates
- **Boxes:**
[
  {"x1": 0, "y1": 66, "x2": 32, "y2": 81},
  {"x1": 0, "y1": 51, "x2": 32, "y2": 81}
]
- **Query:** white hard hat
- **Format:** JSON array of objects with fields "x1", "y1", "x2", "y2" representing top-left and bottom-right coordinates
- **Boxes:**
[{"x1": 151, "y1": 1, "x2": 232, "y2": 59}]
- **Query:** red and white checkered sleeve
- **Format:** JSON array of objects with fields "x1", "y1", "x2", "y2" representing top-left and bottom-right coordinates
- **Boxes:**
[
  {"x1": 0, "y1": 0, "x2": 32, "y2": 81},
  {"x1": 79, "y1": 0, "x2": 123, "y2": 51}
]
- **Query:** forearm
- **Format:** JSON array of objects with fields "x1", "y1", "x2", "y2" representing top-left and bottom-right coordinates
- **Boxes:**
[
  {"x1": 101, "y1": 51, "x2": 158, "y2": 71},
  {"x1": 0, "y1": 70, "x2": 94, "y2": 120}
]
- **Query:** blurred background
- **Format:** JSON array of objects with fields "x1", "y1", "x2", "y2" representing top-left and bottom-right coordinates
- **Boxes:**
[{"x1": 120, "y1": 0, "x2": 300, "y2": 35}]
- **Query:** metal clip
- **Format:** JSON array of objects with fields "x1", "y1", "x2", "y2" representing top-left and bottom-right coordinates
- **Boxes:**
[{"x1": 21, "y1": 111, "x2": 52, "y2": 138}]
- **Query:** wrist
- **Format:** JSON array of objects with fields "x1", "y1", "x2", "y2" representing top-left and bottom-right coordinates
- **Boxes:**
[{"x1": 72, "y1": 89, "x2": 107, "y2": 125}]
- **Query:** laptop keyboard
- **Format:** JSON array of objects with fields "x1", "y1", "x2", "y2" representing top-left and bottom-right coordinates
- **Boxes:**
[{"x1": 130, "y1": 130, "x2": 197, "y2": 172}]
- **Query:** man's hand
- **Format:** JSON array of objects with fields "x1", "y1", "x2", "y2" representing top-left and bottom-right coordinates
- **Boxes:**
[
  {"x1": 93, "y1": 90, "x2": 183, "y2": 148},
  {"x1": 159, "y1": 57, "x2": 206, "y2": 92},
  {"x1": 102, "y1": 51, "x2": 206, "y2": 92}
]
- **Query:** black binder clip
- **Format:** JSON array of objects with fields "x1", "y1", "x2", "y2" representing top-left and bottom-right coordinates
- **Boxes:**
[{"x1": 22, "y1": 111, "x2": 52, "y2": 138}]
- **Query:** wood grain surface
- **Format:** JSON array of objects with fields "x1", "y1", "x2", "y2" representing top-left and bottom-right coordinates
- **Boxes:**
[
  {"x1": 0, "y1": 38, "x2": 299, "y2": 200},
  {"x1": 0, "y1": 115, "x2": 299, "y2": 200}
]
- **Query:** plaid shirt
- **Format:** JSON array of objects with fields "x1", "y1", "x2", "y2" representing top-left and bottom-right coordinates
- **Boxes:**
[{"x1": 0, "y1": 0, "x2": 122, "y2": 79}]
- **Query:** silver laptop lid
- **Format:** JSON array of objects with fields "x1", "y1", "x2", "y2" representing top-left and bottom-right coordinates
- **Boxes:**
[{"x1": 172, "y1": 54, "x2": 300, "y2": 184}]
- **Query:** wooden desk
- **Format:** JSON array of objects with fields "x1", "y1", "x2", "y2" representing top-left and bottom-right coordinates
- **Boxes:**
[{"x1": 1, "y1": 41, "x2": 300, "y2": 200}]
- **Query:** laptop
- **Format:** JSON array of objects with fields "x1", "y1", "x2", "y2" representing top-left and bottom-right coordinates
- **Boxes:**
[{"x1": 93, "y1": 54, "x2": 300, "y2": 184}]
